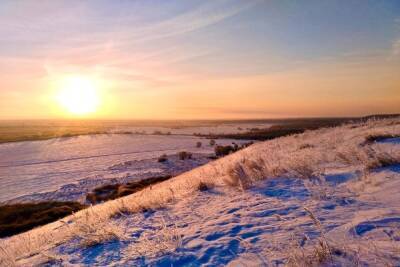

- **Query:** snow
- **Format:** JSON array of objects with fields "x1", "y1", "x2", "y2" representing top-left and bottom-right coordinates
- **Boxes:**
[
  {"x1": 52, "y1": 164, "x2": 400, "y2": 266},
  {"x1": 0, "y1": 133, "x2": 246, "y2": 203},
  {"x1": 1, "y1": 118, "x2": 400, "y2": 266},
  {"x1": 377, "y1": 137, "x2": 400, "y2": 144}
]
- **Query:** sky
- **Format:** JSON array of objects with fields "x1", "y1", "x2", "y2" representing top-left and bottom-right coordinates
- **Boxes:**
[{"x1": 0, "y1": 0, "x2": 399, "y2": 120}]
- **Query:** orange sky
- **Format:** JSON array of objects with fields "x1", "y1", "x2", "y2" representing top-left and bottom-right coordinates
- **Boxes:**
[{"x1": 0, "y1": 1, "x2": 399, "y2": 120}]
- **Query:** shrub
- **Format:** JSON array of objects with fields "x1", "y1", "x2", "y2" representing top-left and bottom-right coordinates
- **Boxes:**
[
  {"x1": 209, "y1": 139, "x2": 216, "y2": 146},
  {"x1": 214, "y1": 142, "x2": 253, "y2": 157},
  {"x1": 196, "y1": 141, "x2": 202, "y2": 148},
  {"x1": 198, "y1": 182, "x2": 209, "y2": 191},
  {"x1": 232, "y1": 142, "x2": 239, "y2": 150},
  {"x1": 178, "y1": 151, "x2": 192, "y2": 160},
  {"x1": 214, "y1": 145, "x2": 235, "y2": 157},
  {"x1": 158, "y1": 154, "x2": 168, "y2": 162},
  {"x1": 0, "y1": 201, "x2": 86, "y2": 238},
  {"x1": 86, "y1": 175, "x2": 172, "y2": 204}
]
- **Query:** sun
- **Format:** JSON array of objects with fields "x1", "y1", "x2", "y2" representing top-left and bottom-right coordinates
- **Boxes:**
[{"x1": 56, "y1": 76, "x2": 100, "y2": 116}]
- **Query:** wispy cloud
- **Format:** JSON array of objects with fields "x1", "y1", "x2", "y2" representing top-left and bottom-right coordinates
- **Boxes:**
[
  {"x1": 393, "y1": 39, "x2": 400, "y2": 55},
  {"x1": 391, "y1": 17, "x2": 400, "y2": 56},
  {"x1": 117, "y1": 0, "x2": 259, "y2": 44},
  {"x1": 0, "y1": 0, "x2": 259, "y2": 52},
  {"x1": 0, "y1": 0, "x2": 259, "y2": 85}
]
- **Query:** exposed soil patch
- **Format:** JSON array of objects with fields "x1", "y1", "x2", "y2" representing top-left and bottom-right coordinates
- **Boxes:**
[{"x1": 0, "y1": 201, "x2": 86, "y2": 238}]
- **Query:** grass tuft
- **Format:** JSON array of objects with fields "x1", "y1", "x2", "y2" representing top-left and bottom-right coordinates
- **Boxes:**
[
  {"x1": 72, "y1": 209, "x2": 128, "y2": 248},
  {"x1": 225, "y1": 162, "x2": 253, "y2": 190}
]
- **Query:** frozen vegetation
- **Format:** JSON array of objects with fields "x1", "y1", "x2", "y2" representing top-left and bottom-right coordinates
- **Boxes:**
[{"x1": 1, "y1": 117, "x2": 400, "y2": 266}]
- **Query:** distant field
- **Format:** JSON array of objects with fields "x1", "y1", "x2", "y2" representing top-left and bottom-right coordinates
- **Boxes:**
[
  {"x1": 0, "y1": 115, "x2": 397, "y2": 144},
  {"x1": 0, "y1": 121, "x2": 110, "y2": 144},
  {"x1": 0, "y1": 119, "x2": 237, "y2": 143}
]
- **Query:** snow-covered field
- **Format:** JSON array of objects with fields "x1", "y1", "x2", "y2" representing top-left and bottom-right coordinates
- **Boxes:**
[
  {"x1": 111, "y1": 122, "x2": 273, "y2": 135},
  {"x1": 1, "y1": 118, "x2": 400, "y2": 266},
  {"x1": 0, "y1": 132, "x2": 247, "y2": 203}
]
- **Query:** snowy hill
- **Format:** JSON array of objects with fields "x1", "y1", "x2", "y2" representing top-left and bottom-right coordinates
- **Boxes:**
[{"x1": 1, "y1": 117, "x2": 400, "y2": 266}]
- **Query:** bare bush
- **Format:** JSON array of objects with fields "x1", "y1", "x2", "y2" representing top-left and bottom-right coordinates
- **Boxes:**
[
  {"x1": 209, "y1": 139, "x2": 216, "y2": 146},
  {"x1": 178, "y1": 151, "x2": 192, "y2": 160},
  {"x1": 215, "y1": 145, "x2": 235, "y2": 157},
  {"x1": 157, "y1": 154, "x2": 168, "y2": 162}
]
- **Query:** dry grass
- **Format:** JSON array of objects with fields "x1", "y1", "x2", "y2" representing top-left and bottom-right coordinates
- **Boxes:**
[
  {"x1": 0, "y1": 245, "x2": 15, "y2": 267},
  {"x1": 71, "y1": 208, "x2": 128, "y2": 248},
  {"x1": 284, "y1": 207, "x2": 400, "y2": 267},
  {"x1": 284, "y1": 209, "x2": 344, "y2": 267},
  {"x1": 1, "y1": 117, "x2": 399, "y2": 265},
  {"x1": 366, "y1": 150, "x2": 400, "y2": 170},
  {"x1": 225, "y1": 162, "x2": 253, "y2": 190},
  {"x1": 122, "y1": 217, "x2": 182, "y2": 260}
]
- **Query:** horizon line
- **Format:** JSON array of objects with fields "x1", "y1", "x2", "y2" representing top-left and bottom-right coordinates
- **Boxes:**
[{"x1": 0, "y1": 113, "x2": 398, "y2": 122}]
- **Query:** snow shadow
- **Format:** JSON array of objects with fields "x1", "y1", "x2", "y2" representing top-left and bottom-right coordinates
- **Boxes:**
[{"x1": 251, "y1": 178, "x2": 310, "y2": 201}]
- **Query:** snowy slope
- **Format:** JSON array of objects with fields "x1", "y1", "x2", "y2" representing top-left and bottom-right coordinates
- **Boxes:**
[
  {"x1": 1, "y1": 118, "x2": 400, "y2": 266},
  {"x1": 55, "y1": 165, "x2": 400, "y2": 266}
]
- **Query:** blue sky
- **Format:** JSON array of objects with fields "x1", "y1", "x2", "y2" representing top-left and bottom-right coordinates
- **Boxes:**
[{"x1": 0, "y1": 0, "x2": 399, "y2": 119}]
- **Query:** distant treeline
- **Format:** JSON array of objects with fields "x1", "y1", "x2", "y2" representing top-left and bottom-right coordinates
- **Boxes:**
[{"x1": 195, "y1": 114, "x2": 400, "y2": 141}]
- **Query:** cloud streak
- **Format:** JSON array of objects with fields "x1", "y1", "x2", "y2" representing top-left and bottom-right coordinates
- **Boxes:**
[
  {"x1": 117, "y1": 0, "x2": 259, "y2": 44},
  {"x1": 392, "y1": 39, "x2": 400, "y2": 55},
  {"x1": 0, "y1": 0, "x2": 260, "y2": 85}
]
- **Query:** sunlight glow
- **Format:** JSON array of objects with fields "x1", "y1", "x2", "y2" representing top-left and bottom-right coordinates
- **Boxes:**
[{"x1": 56, "y1": 76, "x2": 100, "y2": 116}]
